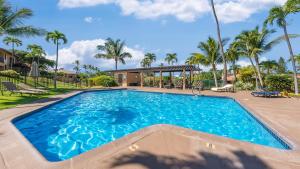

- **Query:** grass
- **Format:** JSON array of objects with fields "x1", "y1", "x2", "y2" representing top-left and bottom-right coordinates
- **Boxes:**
[{"x1": 0, "y1": 88, "x2": 74, "y2": 110}]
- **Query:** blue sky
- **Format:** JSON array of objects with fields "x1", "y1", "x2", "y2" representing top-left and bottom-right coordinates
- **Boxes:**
[{"x1": 2, "y1": 0, "x2": 300, "y2": 71}]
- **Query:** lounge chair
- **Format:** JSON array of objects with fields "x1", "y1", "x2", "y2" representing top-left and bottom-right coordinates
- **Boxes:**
[
  {"x1": 1, "y1": 81, "x2": 41, "y2": 96},
  {"x1": 17, "y1": 83, "x2": 48, "y2": 94},
  {"x1": 251, "y1": 88, "x2": 281, "y2": 98},
  {"x1": 211, "y1": 84, "x2": 234, "y2": 92}
]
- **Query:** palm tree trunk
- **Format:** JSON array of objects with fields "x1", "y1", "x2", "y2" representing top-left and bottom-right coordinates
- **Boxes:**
[
  {"x1": 54, "y1": 42, "x2": 59, "y2": 89},
  {"x1": 11, "y1": 43, "x2": 15, "y2": 69},
  {"x1": 254, "y1": 56, "x2": 264, "y2": 87},
  {"x1": 212, "y1": 64, "x2": 218, "y2": 87},
  {"x1": 248, "y1": 56, "x2": 259, "y2": 88},
  {"x1": 115, "y1": 58, "x2": 118, "y2": 70},
  {"x1": 283, "y1": 24, "x2": 298, "y2": 94},
  {"x1": 210, "y1": 0, "x2": 227, "y2": 85},
  {"x1": 232, "y1": 61, "x2": 237, "y2": 82}
]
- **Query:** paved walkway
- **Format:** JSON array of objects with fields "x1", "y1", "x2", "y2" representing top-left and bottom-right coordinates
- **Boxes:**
[{"x1": 0, "y1": 88, "x2": 299, "y2": 169}]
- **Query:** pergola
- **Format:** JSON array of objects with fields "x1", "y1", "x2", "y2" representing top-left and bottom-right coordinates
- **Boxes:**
[{"x1": 107, "y1": 65, "x2": 201, "y2": 90}]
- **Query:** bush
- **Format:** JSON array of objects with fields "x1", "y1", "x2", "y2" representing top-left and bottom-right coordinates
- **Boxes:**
[
  {"x1": 238, "y1": 66, "x2": 256, "y2": 83},
  {"x1": 0, "y1": 70, "x2": 20, "y2": 78},
  {"x1": 235, "y1": 81, "x2": 255, "y2": 90},
  {"x1": 90, "y1": 75, "x2": 117, "y2": 87},
  {"x1": 265, "y1": 74, "x2": 293, "y2": 92}
]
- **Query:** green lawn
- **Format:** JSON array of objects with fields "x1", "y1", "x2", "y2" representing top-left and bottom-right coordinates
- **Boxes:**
[{"x1": 0, "y1": 88, "x2": 74, "y2": 110}]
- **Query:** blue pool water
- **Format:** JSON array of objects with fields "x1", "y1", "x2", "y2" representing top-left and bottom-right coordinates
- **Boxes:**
[{"x1": 13, "y1": 90, "x2": 289, "y2": 161}]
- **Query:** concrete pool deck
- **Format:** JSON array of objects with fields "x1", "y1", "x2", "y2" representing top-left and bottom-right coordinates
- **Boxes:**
[{"x1": 0, "y1": 87, "x2": 299, "y2": 169}]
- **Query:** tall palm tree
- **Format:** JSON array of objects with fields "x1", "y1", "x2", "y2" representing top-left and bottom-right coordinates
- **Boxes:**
[
  {"x1": 73, "y1": 60, "x2": 80, "y2": 74},
  {"x1": 140, "y1": 58, "x2": 151, "y2": 68},
  {"x1": 225, "y1": 42, "x2": 241, "y2": 82},
  {"x1": 46, "y1": 30, "x2": 67, "y2": 89},
  {"x1": 95, "y1": 38, "x2": 132, "y2": 70},
  {"x1": 0, "y1": 0, "x2": 45, "y2": 38},
  {"x1": 192, "y1": 37, "x2": 222, "y2": 87},
  {"x1": 144, "y1": 53, "x2": 156, "y2": 67},
  {"x1": 165, "y1": 53, "x2": 178, "y2": 65},
  {"x1": 210, "y1": 0, "x2": 228, "y2": 85},
  {"x1": 26, "y1": 44, "x2": 45, "y2": 66},
  {"x1": 265, "y1": 0, "x2": 300, "y2": 94},
  {"x1": 3, "y1": 36, "x2": 22, "y2": 69},
  {"x1": 185, "y1": 54, "x2": 202, "y2": 68},
  {"x1": 260, "y1": 60, "x2": 279, "y2": 74},
  {"x1": 235, "y1": 26, "x2": 280, "y2": 87}
]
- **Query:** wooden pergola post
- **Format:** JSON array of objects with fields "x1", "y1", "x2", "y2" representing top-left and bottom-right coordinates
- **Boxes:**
[
  {"x1": 159, "y1": 70, "x2": 163, "y2": 88},
  {"x1": 183, "y1": 68, "x2": 186, "y2": 90},
  {"x1": 140, "y1": 72, "x2": 144, "y2": 87}
]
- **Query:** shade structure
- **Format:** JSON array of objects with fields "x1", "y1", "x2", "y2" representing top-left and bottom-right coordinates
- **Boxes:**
[{"x1": 29, "y1": 61, "x2": 40, "y2": 77}]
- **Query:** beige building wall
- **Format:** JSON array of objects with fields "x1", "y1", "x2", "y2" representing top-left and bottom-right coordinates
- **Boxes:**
[{"x1": 0, "y1": 49, "x2": 15, "y2": 71}]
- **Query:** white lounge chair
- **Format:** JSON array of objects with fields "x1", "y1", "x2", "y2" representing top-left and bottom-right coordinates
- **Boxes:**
[{"x1": 211, "y1": 84, "x2": 234, "y2": 92}]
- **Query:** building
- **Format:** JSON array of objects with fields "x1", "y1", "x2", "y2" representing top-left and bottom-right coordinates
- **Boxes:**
[
  {"x1": 107, "y1": 65, "x2": 200, "y2": 89},
  {"x1": 56, "y1": 69, "x2": 77, "y2": 83},
  {"x1": 0, "y1": 48, "x2": 16, "y2": 71}
]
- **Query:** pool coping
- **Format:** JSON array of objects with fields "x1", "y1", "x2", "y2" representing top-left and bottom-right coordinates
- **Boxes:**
[{"x1": 1, "y1": 88, "x2": 300, "y2": 169}]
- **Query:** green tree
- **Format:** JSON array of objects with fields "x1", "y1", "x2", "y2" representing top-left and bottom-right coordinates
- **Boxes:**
[
  {"x1": 144, "y1": 53, "x2": 156, "y2": 67},
  {"x1": 165, "y1": 53, "x2": 178, "y2": 65},
  {"x1": 260, "y1": 60, "x2": 279, "y2": 74},
  {"x1": 265, "y1": 0, "x2": 300, "y2": 94},
  {"x1": 235, "y1": 26, "x2": 281, "y2": 87},
  {"x1": 277, "y1": 57, "x2": 287, "y2": 74},
  {"x1": 192, "y1": 37, "x2": 222, "y2": 87},
  {"x1": 95, "y1": 38, "x2": 132, "y2": 70},
  {"x1": 140, "y1": 58, "x2": 151, "y2": 68},
  {"x1": 210, "y1": 0, "x2": 228, "y2": 85},
  {"x1": 185, "y1": 54, "x2": 202, "y2": 68},
  {"x1": 46, "y1": 30, "x2": 67, "y2": 89},
  {"x1": 73, "y1": 60, "x2": 80, "y2": 74},
  {"x1": 0, "y1": 0, "x2": 45, "y2": 37},
  {"x1": 225, "y1": 42, "x2": 241, "y2": 82},
  {"x1": 3, "y1": 36, "x2": 22, "y2": 69}
]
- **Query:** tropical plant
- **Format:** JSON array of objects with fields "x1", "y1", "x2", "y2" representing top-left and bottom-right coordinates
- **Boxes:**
[
  {"x1": 235, "y1": 26, "x2": 281, "y2": 87},
  {"x1": 238, "y1": 66, "x2": 256, "y2": 84},
  {"x1": 165, "y1": 53, "x2": 178, "y2": 65},
  {"x1": 0, "y1": 0, "x2": 45, "y2": 37},
  {"x1": 265, "y1": 0, "x2": 300, "y2": 94},
  {"x1": 260, "y1": 60, "x2": 279, "y2": 74},
  {"x1": 2, "y1": 36, "x2": 22, "y2": 68},
  {"x1": 26, "y1": 44, "x2": 45, "y2": 65},
  {"x1": 46, "y1": 30, "x2": 67, "y2": 89},
  {"x1": 144, "y1": 53, "x2": 156, "y2": 67},
  {"x1": 225, "y1": 42, "x2": 241, "y2": 82},
  {"x1": 265, "y1": 74, "x2": 293, "y2": 92},
  {"x1": 210, "y1": 0, "x2": 228, "y2": 84},
  {"x1": 185, "y1": 54, "x2": 202, "y2": 68},
  {"x1": 140, "y1": 57, "x2": 151, "y2": 68},
  {"x1": 192, "y1": 37, "x2": 222, "y2": 87},
  {"x1": 73, "y1": 60, "x2": 80, "y2": 74},
  {"x1": 95, "y1": 38, "x2": 132, "y2": 70},
  {"x1": 277, "y1": 57, "x2": 287, "y2": 73},
  {"x1": 90, "y1": 75, "x2": 117, "y2": 87},
  {"x1": 0, "y1": 69, "x2": 20, "y2": 78}
]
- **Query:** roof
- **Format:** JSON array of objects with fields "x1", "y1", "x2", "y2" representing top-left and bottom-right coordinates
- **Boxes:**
[
  {"x1": 0, "y1": 48, "x2": 13, "y2": 55},
  {"x1": 106, "y1": 65, "x2": 201, "y2": 73}
]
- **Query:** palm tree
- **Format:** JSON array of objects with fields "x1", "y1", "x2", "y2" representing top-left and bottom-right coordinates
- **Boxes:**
[
  {"x1": 210, "y1": 0, "x2": 228, "y2": 85},
  {"x1": 165, "y1": 53, "x2": 178, "y2": 65},
  {"x1": 73, "y1": 60, "x2": 80, "y2": 74},
  {"x1": 265, "y1": 0, "x2": 300, "y2": 94},
  {"x1": 144, "y1": 53, "x2": 156, "y2": 67},
  {"x1": 0, "y1": 0, "x2": 45, "y2": 38},
  {"x1": 140, "y1": 58, "x2": 151, "y2": 68},
  {"x1": 235, "y1": 26, "x2": 280, "y2": 87},
  {"x1": 225, "y1": 42, "x2": 241, "y2": 82},
  {"x1": 185, "y1": 54, "x2": 202, "y2": 68},
  {"x1": 192, "y1": 37, "x2": 222, "y2": 87},
  {"x1": 95, "y1": 38, "x2": 132, "y2": 70},
  {"x1": 46, "y1": 30, "x2": 67, "y2": 89},
  {"x1": 3, "y1": 36, "x2": 22, "y2": 69},
  {"x1": 26, "y1": 44, "x2": 45, "y2": 66},
  {"x1": 260, "y1": 60, "x2": 279, "y2": 74},
  {"x1": 277, "y1": 57, "x2": 287, "y2": 74}
]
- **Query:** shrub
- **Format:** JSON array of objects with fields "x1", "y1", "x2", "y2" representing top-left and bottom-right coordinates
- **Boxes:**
[
  {"x1": 90, "y1": 75, "x2": 117, "y2": 87},
  {"x1": 235, "y1": 81, "x2": 255, "y2": 91},
  {"x1": 265, "y1": 74, "x2": 292, "y2": 92},
  {"x1": 237, "y1": 66, "x2": 256, "y2": 83},
  {"x1": 0, "y1": 70, "x2": 20, "y2": 78}
]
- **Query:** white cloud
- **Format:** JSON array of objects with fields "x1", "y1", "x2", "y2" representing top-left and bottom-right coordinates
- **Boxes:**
[
  {"x1": 84, "y1": 16, "x2": 93, "y2": 23},
  {"x1": 58, "y1": 0, "x2": 286, "y2": 23},
  {"x1": 46, "y1": 39, "x2": 145, "y2": 71}
]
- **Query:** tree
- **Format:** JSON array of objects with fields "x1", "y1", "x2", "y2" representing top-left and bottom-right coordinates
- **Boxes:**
[
  {"x1": 260, "y1": 60, "x2": 279, "y2": 74},
  {"x1": 192, "y1": 37, "x2": 222, "y2": 87},
  {"x1": 73, "y1": 60, "x2": 80, "y2": 74},
  {"x1": 3, "y1": 36, "x2": 22, "y2": 69},
  {"x1": 140, "y1": 58, "x2": 151, "y2": 68},
  {"x1": 225, "y1": 42, "x2": 241, "y2": 82},
  {"x1": 46, "y1": 30, "x2": 67, "y2": 89},
  {"x1": 165, "y1": 53, "x2": 178, "y2": 65},
  {"x1": 185, "y1": 54, "x2": 202, "y2": 68},
  {"x1": 265, "y1": 0, "x2": 300, "y2": 94},
  {"x1": 235, "y1": 26, "x2": 281, "y2": 87},
  {"x1": 210, "y1": 0, "x2": 228, "y2": 85},
  {"x1": 277, "y1": 57, "x2": 287, "y2": 74},
  {"x1": 95, "y1": 38, "x2": 132, "y2": 70},
  {"x1": 144, "y1": 53, "x2": 156, "y2": 67},
  {"x1": 0, "y1": 0, "x2": 45, "y2": 37}
]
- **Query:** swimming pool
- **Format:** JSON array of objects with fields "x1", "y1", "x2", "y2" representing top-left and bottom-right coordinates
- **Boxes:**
[{"x1": 13, "y1": 90, "x2": 290, "y2": 161}]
